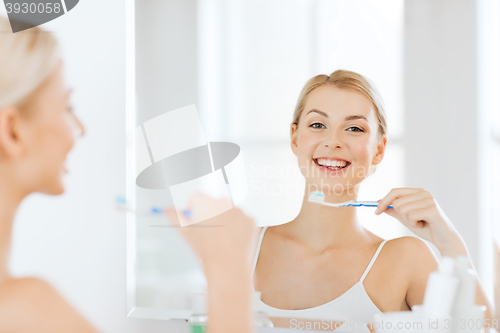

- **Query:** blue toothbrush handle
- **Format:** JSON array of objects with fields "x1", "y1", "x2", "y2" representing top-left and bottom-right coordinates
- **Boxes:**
[
  {"x1": 150, "y1": 207, "x2": 192, "y2": 218},
  {"x1": 116, "y1": 196, "x2": 193, "y2": 218},
  {"x1": 182, "y1": 210, "x2": 192, "y2": 219},
  {"x1": 348, "y1": 201, "x2": 394, "y2": 208}
]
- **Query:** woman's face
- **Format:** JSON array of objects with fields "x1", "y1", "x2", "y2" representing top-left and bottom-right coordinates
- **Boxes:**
[
  {"x1": 291, "y1": 85, "x2": 386, "y2": 195},
  {"x1": 20, "y1": 61, "x2": 85, "y2": 195}
]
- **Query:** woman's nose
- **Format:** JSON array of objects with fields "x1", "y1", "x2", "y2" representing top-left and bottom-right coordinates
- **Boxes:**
[
  {"x1": 71, "y1": 113, "x2": 86, "y2": 138},
  {"x1": 324, "y1": 142, "x2": 341, "y2": 149},
  {"x1": 324, "y1": 130, "x2": 342, "y2": 149},
  {"x1": 77, "y1": 117, "x2": 86, "y2": 137}
]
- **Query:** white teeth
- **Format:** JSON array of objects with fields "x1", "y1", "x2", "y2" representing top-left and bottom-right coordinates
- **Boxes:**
[{"x1": 316, "y1": 158, "x2": 348, "y2": 167}]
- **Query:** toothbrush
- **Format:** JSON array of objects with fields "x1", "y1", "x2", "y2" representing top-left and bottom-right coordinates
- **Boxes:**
[
  {"x1": 308, "y1": 191, "x2": 393, "y2": 209},
  {"x1": 115, "y1": 196, "x2": 192, "y2": 219}
]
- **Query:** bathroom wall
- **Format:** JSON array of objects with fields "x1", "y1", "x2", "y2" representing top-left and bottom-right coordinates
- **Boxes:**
[{"x1": 405, "y1": 0, "x2": 496, "y2": 302}]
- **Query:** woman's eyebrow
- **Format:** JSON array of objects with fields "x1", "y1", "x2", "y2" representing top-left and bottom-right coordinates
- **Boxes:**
[
  {"x1": 306, "y1": 109, "x2": 368, "y2": 122},
  {"x1": 306, "y1": 109, "x2": 329, "y2": 118}
]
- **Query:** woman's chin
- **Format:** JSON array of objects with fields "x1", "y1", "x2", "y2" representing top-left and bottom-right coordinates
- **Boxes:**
[
  {"x1": 40, "y1": 181, "x2": 66, "y2": 195},
  {"x1": 42, "y1": 188, "x2": 65, "y2": 196}
]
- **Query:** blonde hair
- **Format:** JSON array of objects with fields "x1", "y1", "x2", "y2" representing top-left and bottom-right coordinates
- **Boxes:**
[
  {"x1": 292, "y1": 69, "x2": 388, "y2": 175},
  {"x1": 0, "y1": 16, "x2": 61, "y2": 111},
  {"x1": 291, "y1": 69, "x2": 387, "y2": 175}
]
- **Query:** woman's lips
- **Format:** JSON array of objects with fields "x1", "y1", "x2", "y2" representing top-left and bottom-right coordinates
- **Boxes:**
[{"x1": 313, "y1": 159, "x2": 351, "y2": 173}]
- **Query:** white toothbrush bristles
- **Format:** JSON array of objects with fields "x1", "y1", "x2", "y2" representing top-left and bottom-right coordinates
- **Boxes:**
[
  {"x1": 308, "y1": 191, "x2": 352, "y2": 207},
  {"x1": 308, "y1": 191, "x2": 326, "y2": 203}
]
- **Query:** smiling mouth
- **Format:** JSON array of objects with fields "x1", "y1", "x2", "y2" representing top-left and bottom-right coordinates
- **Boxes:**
[{"x1": 313, "y1": 158, "x2": 351, "y2": 171}]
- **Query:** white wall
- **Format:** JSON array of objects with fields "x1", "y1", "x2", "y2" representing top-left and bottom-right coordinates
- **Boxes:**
[
  {"x1": 3, "y1": 1, "x2": 183, "y2": 332},
  {"x1": 405, "y1": 0, "x2": 494, "y2": 301}
]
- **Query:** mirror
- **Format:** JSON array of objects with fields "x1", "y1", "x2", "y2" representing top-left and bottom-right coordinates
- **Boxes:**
[{"x1": 127, "y1": 0, "x2": 500, "y2": 321}]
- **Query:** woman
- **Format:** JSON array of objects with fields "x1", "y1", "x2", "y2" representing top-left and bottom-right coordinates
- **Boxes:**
[
  {"x1": 246, "y1": 70, "x2": 494, "y2": 330},
  {"x1": 0, "y1": 17, "x2": 100, "y2": 333},
  {"x1": 171, "y1": 70, "x2": 497, "y2": 332},
  {"x1": 0, "y1": 17, "x2": 256, "y2": 333}
]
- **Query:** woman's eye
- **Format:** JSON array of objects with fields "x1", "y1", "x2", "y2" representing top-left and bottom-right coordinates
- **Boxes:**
[
  {"x1": 310, "y1": 122, "x2": 325, "y2": 129},
  {"x1": 347, "y1": 126, "x2": 363, "y2": 132}
]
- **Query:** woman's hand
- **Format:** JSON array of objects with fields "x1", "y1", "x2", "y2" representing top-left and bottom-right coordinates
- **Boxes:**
[
  {"x1": 375, "y1": 188, "x2": 468, "y2": 257},
  {"x1": 166, "y1": 193, "x2": 258, "y2": 333},
  {"x1": 165, "y1": 193, "x2": 259, "y2": 271}
]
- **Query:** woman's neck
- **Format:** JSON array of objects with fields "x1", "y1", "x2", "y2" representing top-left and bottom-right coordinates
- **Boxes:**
[
  {"x1": 0, "y1": 175, "x2": 25, "y2": 283},
  {"x1": 281, "y1": 186, "x2": 371, "y2": 252}
]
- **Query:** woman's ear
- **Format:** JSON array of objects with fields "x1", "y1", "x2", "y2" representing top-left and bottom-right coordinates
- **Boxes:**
[
  {"x1": 371, "y1": 133, "x2": 387, "y2": 166},
  {"x1": 290, "y1": 123, "x2": 298, "y2": 156},
  {"x1": 0, "y1": 107, "x2": 24, "y2": 159}
]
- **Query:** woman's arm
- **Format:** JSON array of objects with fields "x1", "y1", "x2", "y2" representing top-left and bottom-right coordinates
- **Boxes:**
[
  {"x1": 376, "y1": 188, "x2": 495, "y2": 330},
  {"x1": 204, "y1": 258, "x2": 254, "y2": 333},
  {"x1": 166, "y1": 194, "x2": 259, "y2": 333}
]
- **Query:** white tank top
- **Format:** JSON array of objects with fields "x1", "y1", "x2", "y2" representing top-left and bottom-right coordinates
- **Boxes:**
[{"x1": 252, "y1": 226, "x2": 388, "y2": 329}]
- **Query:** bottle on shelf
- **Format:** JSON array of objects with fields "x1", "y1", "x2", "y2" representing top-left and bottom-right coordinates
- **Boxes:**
[
  {"x1": 189, "y1": 292, "x2": 208, "y2": 333},
  {"x1": 451, "y1": 255, "x2": 486, "y2": 333},
  {"x1": 422, "y1": 256, "x2": 460, "y2": 319}
]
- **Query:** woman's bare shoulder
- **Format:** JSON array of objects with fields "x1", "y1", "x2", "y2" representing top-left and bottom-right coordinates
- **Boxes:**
[
  {"x1": 383, "y1": 237, "x2": 439, "y2": 284},
  {"x1": 384, "y1": 236, "x2": 439, "y2": 265},
  {"x1": 0, "y1": 277, "x2": 58, "y2": 306},
  {"x1": 0, "y1": 277, "x2": 98, "y2": 333}
]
